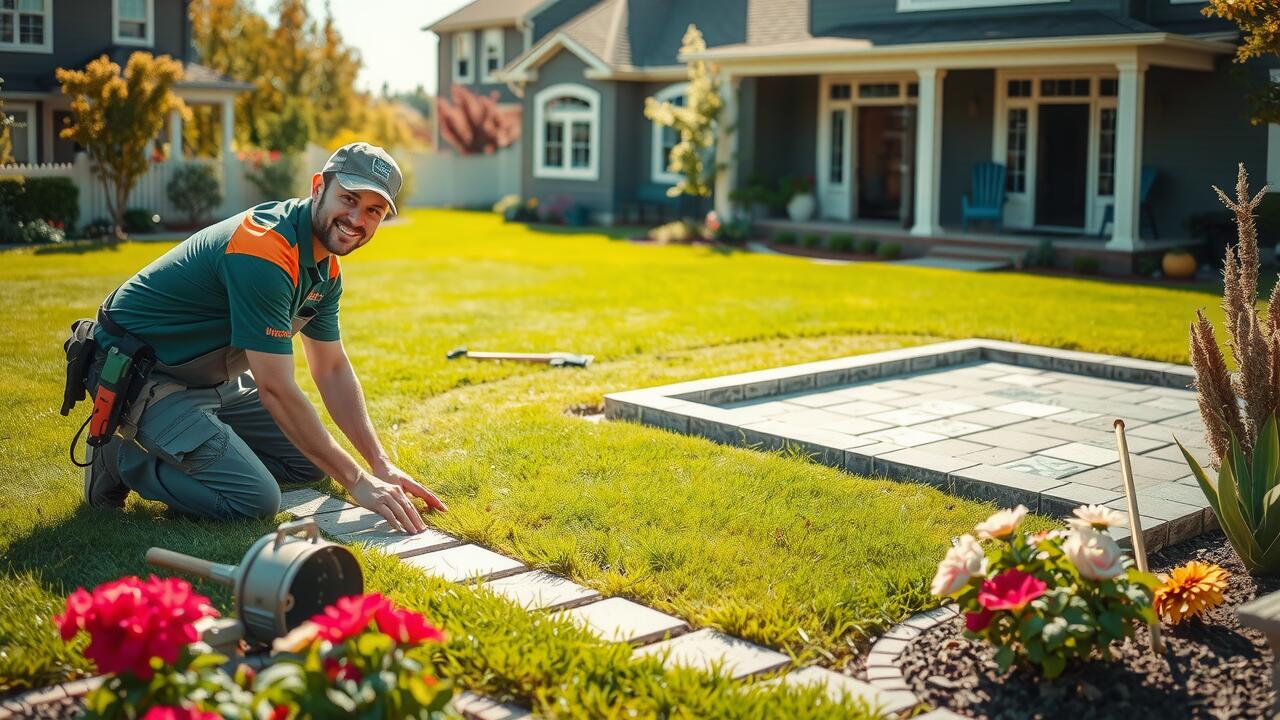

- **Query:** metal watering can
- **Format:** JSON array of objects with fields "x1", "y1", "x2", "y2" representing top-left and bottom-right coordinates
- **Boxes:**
[{"x1": 146, "y1": 519, "x2": 364, "y2": 645}]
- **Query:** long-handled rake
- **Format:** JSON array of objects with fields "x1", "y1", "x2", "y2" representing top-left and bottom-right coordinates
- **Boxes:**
[
  {"x1": 1114, "y1": 418, "x2": 1166, "y2": 654},
  {"x1": 446, "y1": 346, "x2": 593, "y2": 368}
]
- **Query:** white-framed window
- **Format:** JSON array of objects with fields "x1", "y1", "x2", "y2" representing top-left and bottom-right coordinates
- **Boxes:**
[
  {"x1": 4, "y1": 102, "x2": 36, "y2": 164},
  {"x1": 452, "y1": 30, "x2": 474, "y2": 85},
  {"x1": 534, "y1": 83, "x2": 599, "y2": 180},
  {"x1": 481, "y1": 28, "x2": 504, "y2": 83},
  {"x1": 0, "y1": 0, "x2": 52, "y2": 53},
  {"x1": 113, "y1": 0, "x2": 153, "y2": 46},
  {"x1": 898, "y1": 0, "x2": 1064, "y2": 10},
  {"x1": 650, "y1": 82, "x2": 688, "y2": 184}
]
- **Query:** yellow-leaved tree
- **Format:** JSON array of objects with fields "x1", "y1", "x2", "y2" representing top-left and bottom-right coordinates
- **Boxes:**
[
  {"x1": 643, "y1": 25, "x2": 724, "y2": 199},
  {"x1": 56, "y1": 53, "x2": 188, "y2": 239},
  {"x1": 1204, "y1": 0, "x2": 1280, "y2": 124}
]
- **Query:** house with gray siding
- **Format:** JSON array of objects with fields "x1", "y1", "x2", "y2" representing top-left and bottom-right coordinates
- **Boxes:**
[
  {"x1": 0, "y1": 0, "x2": 248, "y2": 166},
  {"x1": 440, "y1": 0, "x2": 1271, "y2": 270}
]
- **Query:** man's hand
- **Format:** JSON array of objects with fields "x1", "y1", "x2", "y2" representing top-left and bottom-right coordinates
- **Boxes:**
[
  {"x1": 349, "y1": 471, "x2": 427, "y2": 534},
  {"x1": 372, "y1": 461, "x2": 449, "y2": 514}
]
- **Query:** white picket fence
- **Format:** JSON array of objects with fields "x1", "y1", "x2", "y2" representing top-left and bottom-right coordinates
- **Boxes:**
[{"x1": 0, "y1": 140, "x2": 524, "y2": 229}]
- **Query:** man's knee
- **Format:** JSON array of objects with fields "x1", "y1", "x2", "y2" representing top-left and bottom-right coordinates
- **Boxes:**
[{"x1": 223, "y1": 479, "x2": 281, "y2": 520}]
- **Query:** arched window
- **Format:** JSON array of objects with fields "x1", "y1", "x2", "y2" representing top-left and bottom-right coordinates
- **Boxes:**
[
  {"x1": 533, "y1": 84, "x2": 600, "y2": 180},
  {"x1": 651, "y1": 82, "x2": 688, "y2": 184}
]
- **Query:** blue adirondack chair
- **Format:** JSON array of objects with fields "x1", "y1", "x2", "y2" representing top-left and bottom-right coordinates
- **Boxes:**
[
  {"x1": 1097, "y1": 167, "x2": 1159, "y2": 239},
  {"x1": 961, "y1": 162, "x2": 1007, "y2": 232}
]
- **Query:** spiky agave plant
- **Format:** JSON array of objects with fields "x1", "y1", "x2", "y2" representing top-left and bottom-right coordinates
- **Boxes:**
[{"x1": 1183, "y1": 163, "x2": 1280, "y2": 574}]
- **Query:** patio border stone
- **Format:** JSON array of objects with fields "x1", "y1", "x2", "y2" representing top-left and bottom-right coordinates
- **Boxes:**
[{"x1": 604, "y1": 338, "x2": 1211, "y2": 549}]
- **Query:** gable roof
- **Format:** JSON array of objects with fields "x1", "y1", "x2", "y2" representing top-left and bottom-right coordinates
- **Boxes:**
[
  {"x1": 424, "y1": 0, "x2": 548, "y2": 33},
  {"x1": 501, "y1": 0, "x2": 809, "y2": 80}
]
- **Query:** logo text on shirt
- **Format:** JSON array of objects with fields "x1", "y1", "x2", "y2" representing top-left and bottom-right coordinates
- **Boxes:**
[{"x1": 265, "y1": 326, "x2": 291, "y2": 338}]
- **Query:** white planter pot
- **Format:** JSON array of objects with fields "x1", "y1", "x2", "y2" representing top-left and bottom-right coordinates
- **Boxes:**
[{"x1": 787, "y1": 193, "x2": 815, "y2": 222}]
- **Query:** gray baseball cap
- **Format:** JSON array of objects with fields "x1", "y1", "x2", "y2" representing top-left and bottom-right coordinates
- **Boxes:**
[{"x1": 322, "y1": 142, "x2": 402, "y2": 215}]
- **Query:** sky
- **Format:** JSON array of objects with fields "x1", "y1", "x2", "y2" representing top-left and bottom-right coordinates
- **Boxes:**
[{"x1": 247, "y1": 0, "x2": 474, "y2": 95}]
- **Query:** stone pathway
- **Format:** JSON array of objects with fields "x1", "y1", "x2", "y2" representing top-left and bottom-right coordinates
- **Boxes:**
[
  {"x1": 278, "y1": 488, "x2": 911, "y2": 718},
  {"x1": 605, "y1": 339, "x2": 1214, "y2": 554}
]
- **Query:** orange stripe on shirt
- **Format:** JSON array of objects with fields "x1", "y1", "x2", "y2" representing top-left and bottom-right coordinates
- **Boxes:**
[
  {"x1": 327, "y1": 256, "x2": 340, "y2": 280},
  {"x1": 226, "y1": 215, "x2": 299, "y2": 287}
]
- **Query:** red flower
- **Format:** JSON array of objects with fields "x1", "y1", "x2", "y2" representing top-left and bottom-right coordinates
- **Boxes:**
[
  {"x1": 977, "y1": 569, "x2": 1048, "y2": 613},
  {"x1": 373, "y1": 606, "x2": 445, "y2": 646},
  {"x1": 139, "y1": 706, "x2": 221, "y2": 720},
  {"x1": 323, "y1": 657, "x2": 363, "y2": 684},
  {"x1": 268, "y1": 706, "x2": 290, "y2": 720},
  {"x1": 54, "y1": 576, "x2": 217, "y2": 679},
  {"x1": 964, "y1": 608, "x2": 994, "y2": 632},
  {"x1": 310, "y1": 593, "x2": 391, "y2": 643}
]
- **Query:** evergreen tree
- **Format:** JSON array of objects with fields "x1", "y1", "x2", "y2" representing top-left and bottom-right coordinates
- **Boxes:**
[{"x1": 643, "y1": 25, "x2": 724, "y2": 198}]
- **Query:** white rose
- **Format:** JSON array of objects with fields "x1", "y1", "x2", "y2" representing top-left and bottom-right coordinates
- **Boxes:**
[
  {"x1": 975, "y1": 505, "x2": 1028, "y2": 540},
  {"x1": 1066, "y1": 504, "x2": 1127, "y2": 532},
  {"x1": 1064, "y1": 528, "x2": 1127, "y2": 581},
  {"x1": 930, "y1": 533, "x2": 985, "y2": 596}
]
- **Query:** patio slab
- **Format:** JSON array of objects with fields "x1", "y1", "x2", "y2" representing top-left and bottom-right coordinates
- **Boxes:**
[
  {"x1": 402, "y1": 544, "x2": 526, "y2": 582},
  {"x1": 483, "y1": 570, "x2": 601, "y2": 611},
  {"x1": 558, "y1": 597, "x2": 688, "y2": 645},
  {"x1": 604, "y1": 339, "x2": 1213, "y2": 545},
  {"x1": 635, "y1": 629, "x2": 789, "y2": 678}
]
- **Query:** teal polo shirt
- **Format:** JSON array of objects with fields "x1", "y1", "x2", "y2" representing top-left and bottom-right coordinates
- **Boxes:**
[{"x1": 95, "y1": 197, "x2": 343, "y2": 365}]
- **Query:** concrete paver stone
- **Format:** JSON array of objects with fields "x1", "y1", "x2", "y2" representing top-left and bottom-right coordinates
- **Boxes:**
[
  {"x1": 636, "y1": 629, "x2": 789, "y2": 678},
  {"x1": 402, "y1": 544, "x2": 525, "y2": 582},
  {"x1": 483, "y1": 570, "x2": 601, "y2": 611},
  {"x1": 559, "y1": 597, "x2": 688, "y2": 644}
]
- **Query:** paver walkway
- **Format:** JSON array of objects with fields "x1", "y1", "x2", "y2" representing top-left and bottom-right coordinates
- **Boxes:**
[{"x1": 278, "y1": 488, "x2": 912, "y2": 718}]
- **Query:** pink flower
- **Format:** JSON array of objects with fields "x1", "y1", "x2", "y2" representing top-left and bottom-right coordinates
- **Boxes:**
[
  {"x1": 975, "y1": 505, "x2": 1028, "y2": 540},
  {"x1": 139, "y1": 706, "x2": 221, "y2": 720},
  {"x1": 1064, "y1": 528, "x2": 1127, "y2": 581},
  {"x1": 309, "y1": 593, "x2": 392, "y2": 643},
  {"x1": 54, "y1": 576, "x2": 218, "y2": 679},
  {"x1": 373, "y1": 606, "x2": 445, "y2": 646},
  {"x1": 930, "y1": 534, "x2": 984, "y2": 597},
  {"x1": 977, "y1": 569, "x2": 1047, "y2": 613},
  {"x1": 964, "y1": 609, "x2": 994, "y2": 632}
]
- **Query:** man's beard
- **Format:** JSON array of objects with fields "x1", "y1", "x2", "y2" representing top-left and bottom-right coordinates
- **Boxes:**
[{"x1": 313, "y1": 208, "x2": 366, "y2": 256}]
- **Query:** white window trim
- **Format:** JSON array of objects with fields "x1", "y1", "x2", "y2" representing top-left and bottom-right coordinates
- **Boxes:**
[
  {"x1": 0, "y1": 0, "x2": 52, "y2": 54},
  {"x1": 533, "y1": 83, "x2": 600, "y2": 181},
  {"x1": 650, "y1": 82, "x2": 688, "y2": 184},
  {"x1": 480, "y1": 27, "x2": 504, "y2": 84},
  {"x1": 113, "y1": 0, "x2": 154, "y2": 47},
  {"x1": 898, "y1": 0, "x2": 1064, "y2": 11},
  {"x1": 5, "y1": 101, "x2": 38, "y2": 164},
  {"x1": 452, "y1": 30, "x2": 475, "y2": 85}
]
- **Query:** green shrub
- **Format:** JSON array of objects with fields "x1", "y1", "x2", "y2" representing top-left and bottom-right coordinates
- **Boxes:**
[
  {"x1": 856, "y1": 238, "x2": 879, "y2": 255},
  {"x1": 0, "y1": 217, "x2": 66, "y2": 244},
  {"x1": 800, "y1": 233, "x2": 823, "y2": 248},
  {"x1": 774, "y1": 231, "x2": 797, "y2": 245},
  {"x1": 877, "y1": 242, "x2": 902, "y2": 260},
  {"x1": 1025, "y1": 237, "x2": 1055, "y2": 268},
  {"x1": 828, "y1": 233, "x2": 854, "y2": 252},
  {"x1": 1135, "y1": 255, "x2": 1160, "y2": 277},
  {"x1": 166, "y1": 163, "x2": 222, "y2": 225},
  {"x1": 123, "y1": 208, "x2": 162, "y2": 234},
  {"x1": 1071, "y1": 256, "x2": 1100, "y2": 275},
  {"x1": 243, "y1": 152, "x2": 301, "y2": 201},
  {"x1": 0, "y1": 177, "x2": 79, "y2": 230}
]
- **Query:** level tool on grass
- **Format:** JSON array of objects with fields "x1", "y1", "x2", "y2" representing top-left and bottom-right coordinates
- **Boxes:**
[
  {"x1": 446, "y1": 346, "x2": 593, "y2": 368},
  {"x1": 146, "y1": 518, "x2": 363, "y2": 645},
  {"x1": 1114, "y1": 419, "x2": 1167, "y2": 654}
]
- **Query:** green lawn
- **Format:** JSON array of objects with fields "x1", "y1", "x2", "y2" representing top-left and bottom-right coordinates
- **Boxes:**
[{"x1": 0, "y1": 210, "x2": 1226, "y2": 716}]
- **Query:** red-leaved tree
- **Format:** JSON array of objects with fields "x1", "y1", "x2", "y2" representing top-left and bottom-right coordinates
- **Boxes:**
[{"x1": 436, "y1": 85, "x2": 520, "y2": 155}]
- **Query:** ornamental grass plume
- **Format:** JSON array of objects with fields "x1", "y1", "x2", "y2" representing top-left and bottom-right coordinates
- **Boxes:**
[
  {"x1": 1191, "y1": 163, "x2": 1280, "y2": 463},
  {"x1": 1153, "y1": 560, "x2": 1229, "y2": 625}
]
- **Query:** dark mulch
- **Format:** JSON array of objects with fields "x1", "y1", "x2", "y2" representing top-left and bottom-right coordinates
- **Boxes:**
[{"x1": 897, "y1": 532, "x2": 1278, "y2": 719}]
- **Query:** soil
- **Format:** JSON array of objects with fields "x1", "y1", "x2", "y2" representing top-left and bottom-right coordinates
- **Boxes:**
[{"x1": 897, "y1": 531, "x2": 1278, "y2": 719}]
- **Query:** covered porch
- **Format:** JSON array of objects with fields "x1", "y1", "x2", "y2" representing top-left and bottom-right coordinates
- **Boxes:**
[{"x1": 693, "y1": 28, "x2": 1236, "y2": 256}]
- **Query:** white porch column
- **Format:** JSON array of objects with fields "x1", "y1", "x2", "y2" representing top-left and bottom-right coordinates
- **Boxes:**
[
  {"x1": 1107, "y1": 61, "x2": 1146, "y2": 251},
  {"x1": 911, "y1": 67, "x2": 946, "y2": 236},
  {"x1": 220, "y1": 98, "x2": 238, "y2": 213},
  {"x1": 168, "y1": 108, "x2": 184, "y2": 161},
  {"x1": 713, "y1": 71, "x2": 739, "y2": 219}
]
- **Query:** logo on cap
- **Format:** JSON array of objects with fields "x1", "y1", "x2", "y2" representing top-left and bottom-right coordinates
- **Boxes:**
[{"x1": 371, "y1": 157, "x2": 393, "y2": 182}]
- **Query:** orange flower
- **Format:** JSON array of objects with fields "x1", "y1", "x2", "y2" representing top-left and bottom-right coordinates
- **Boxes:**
[{"x1": 1154, "y1": 561, "x2": 1229, "y2": 625}]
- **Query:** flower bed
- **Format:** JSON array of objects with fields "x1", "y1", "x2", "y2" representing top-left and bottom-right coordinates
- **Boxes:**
[{"x1": 899, "y1": 530, "x2": 1275, "y2": 719}]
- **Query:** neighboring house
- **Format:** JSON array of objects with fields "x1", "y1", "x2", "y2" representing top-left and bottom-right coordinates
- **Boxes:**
[
  {"x1": 0, "y1": 0, "x2": 249, "y2": 166},
  {"x1": 436, "y1": 0, "x2": 1267, "y2": 265}
]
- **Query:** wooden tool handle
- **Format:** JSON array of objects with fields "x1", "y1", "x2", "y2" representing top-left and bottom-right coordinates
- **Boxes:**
[{"x1": 146, "y1": 548, "x2": 237, "y2": 585}]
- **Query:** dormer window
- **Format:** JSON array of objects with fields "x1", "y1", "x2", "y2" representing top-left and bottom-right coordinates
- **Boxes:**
[
  {"x1": 481, "y1": 28, "x2": 504, "y2": 83},
  {"x1": 453, "y1": 30, "x2": 475, "y2": 85},
  {"x1": 114, "y1": 0, "x2": 153, "y2": 46},
  {"x1": 0, "y1": 0, "x2": 52, "y2": 53}
]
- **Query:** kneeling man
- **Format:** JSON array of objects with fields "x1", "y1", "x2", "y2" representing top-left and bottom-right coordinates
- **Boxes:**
[{"x1": 77, "y1": 142, "x2": 442, "y2": 534}]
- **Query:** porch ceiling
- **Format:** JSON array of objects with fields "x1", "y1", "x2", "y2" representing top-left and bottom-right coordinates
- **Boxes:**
[{"x1": 684, "y1": 25, "x2": 1232, "y2": 74}]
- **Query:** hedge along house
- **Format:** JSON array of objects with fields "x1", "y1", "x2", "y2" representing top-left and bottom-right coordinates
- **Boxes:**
[{"x1": 687, "y1": 1, "x2": 1272, "y2": 272}]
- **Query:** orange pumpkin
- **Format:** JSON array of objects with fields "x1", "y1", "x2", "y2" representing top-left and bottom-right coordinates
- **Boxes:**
[{"x1": 1162, "y1": 251, "x2": 1196, "y2": 279}]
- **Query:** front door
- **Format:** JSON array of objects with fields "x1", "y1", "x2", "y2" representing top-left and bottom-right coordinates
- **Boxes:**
[
  {"x1": 1034, "y1": 103, "x2": 1089, "y2": 228},
  {"x1": 858, "y1": 106, "x2": 910, "y2": 221}
]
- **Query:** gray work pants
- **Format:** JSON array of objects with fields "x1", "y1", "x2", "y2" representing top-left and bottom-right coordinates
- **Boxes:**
[{"x1": 108, "y1": 372, "x2": 323, "y2": 520}]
